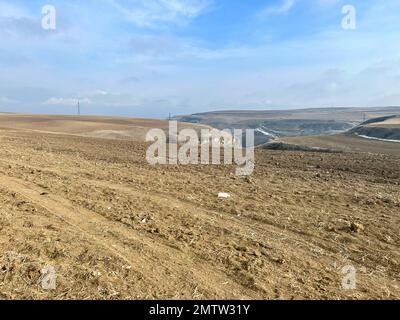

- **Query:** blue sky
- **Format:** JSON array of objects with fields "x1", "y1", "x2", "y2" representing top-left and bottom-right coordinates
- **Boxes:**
[{"x1": 0, "y1": 0, "x2": 400, "y2": 118}]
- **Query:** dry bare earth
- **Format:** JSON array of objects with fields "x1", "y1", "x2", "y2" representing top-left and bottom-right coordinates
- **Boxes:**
[
  {"x1": 0, "y1": 117, "x2": 399, "y2": 299},
  {"x1": 366, "y1": 117, "x2": 400, "y2": 128},
  {"x1": 0, "y1": 114, "x2": 209, "y2": 141},
  {"x1": 277, "y1": 115, "x2": 400, "y2": 155},
  {"x1": 277, "y1": 133, "x2": 400, "y2": 156}
]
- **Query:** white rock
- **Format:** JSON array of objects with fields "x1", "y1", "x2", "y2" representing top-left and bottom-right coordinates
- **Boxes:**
[{"x1": 218, "y1": 193, "x2": 231, "y2": 199}]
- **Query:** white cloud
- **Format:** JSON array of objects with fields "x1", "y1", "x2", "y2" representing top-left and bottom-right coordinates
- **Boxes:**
[
  {"x1": 89, "y1": 90, "x2": 109, "y2": 96},
  {"x1": 105, "y1": 0, "x2": 212, "y2": 28},
  {"x1": 0, "y1": 96, "x2": 19, "y2": 104},
  {"x1": 261, "y1": 0, "x2": 296, "y2": 15},
  {"x1": 259, "y1": 0, "x2": 340, "y2": 17},
  {"x1": 315, "y1": 0, "x2": 340, "y2": 6},
  {"x1": 43, "y1": 97, "x2": 92, "y2": 106},
  {"x1": 0, "y1": 1, "x2": 27, "y2": 18},
  {"x1": 2, "y1": 0, "x2": 400, "y2": 116}
]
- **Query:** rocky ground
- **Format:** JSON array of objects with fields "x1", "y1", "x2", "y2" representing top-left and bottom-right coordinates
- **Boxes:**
[{"x1": 0, "y1": 129, "x2": 399, "y2": 299}]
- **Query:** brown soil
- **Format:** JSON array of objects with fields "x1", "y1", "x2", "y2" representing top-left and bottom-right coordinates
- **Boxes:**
[
  {"x1": 0, "y1": 128, "x2": 399, "y2": 300},
  {"x1": 278, "y1": 133, "x2": 400, "y2": 156},
  {"x1": 0, "y1": 114, "x2": 208, "y2": 141},
  {"x1": 366, "y1": 117, "x2": 400, "y2": 128}
]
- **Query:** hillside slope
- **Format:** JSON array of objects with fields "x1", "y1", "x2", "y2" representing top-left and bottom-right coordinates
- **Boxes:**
[
  {"x1": 175, "y1": 107, "x2": 400, "y2": 146},
  {"x1": 0, "y1": 114, "x2": 208, "y2": 141},
  {"x1": 350, "y1": 115, "x2": 400, "y2": 141}
]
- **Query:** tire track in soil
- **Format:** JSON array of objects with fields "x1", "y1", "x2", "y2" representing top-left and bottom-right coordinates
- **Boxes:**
[
  {"x1": 0, "y1": 173, "x2": 257, "y2": 299},
  {"x1": 0, "y1": 158, "x2": 347, "y2": 269},
  {"x1": 0, "y1": 157, "x2": 345, "y2": 296}
]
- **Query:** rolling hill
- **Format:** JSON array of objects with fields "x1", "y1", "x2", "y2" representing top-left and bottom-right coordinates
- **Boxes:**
[
  {"x1": 271, "y1": 115, "x2": 400, "y2": 155},
  {"x1": 174, "y1": 107, "x2": 400, "y2": 146},
  {"x1": 0, "y1": 113, "x2": 209, "y2": 141}
]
